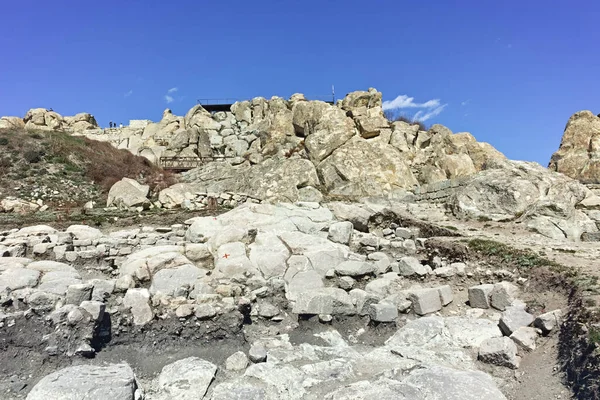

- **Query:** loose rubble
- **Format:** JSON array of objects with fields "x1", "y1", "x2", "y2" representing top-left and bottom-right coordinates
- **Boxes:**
[{"x1": 0, "y1": 200, "x2": 578, "y2": 399}]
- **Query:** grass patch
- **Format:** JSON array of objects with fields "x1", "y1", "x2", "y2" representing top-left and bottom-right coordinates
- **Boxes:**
[{"x1": 467, "y1": 238, "x2": 576, "y2": 277}]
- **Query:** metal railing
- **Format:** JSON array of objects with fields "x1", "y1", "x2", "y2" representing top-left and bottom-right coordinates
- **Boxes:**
[{"x1": 197, "y1": 98, "x2": 239, "y2": 106}]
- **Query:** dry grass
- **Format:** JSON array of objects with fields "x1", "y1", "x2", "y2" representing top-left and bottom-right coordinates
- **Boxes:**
[
  {"x1": 383, "y1": 111, "x2": 428, "y2": 131},
  {"x1": 0, "y1": 128, "x2": 176, "y2": 204}
]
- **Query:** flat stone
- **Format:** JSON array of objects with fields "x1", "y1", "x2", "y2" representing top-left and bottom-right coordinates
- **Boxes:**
[
  {"x1": 395, "y1": 227, "x2": 413, "y2": 239},
  {"x1": 0, "y1": 268, "x2": 40, "y2": 290},
  {"x1": 292, "y1": 288, "x2": 355, "y2": 316},
  {"x1": 26, "y1": 363, "x2": 138, "y2": 400},
  {"x1": 157, "y1": 357, "x2": 217, "y2": 400},
  {"x1": 434, "y1": 266, "x2": 455, "y2": 278}
]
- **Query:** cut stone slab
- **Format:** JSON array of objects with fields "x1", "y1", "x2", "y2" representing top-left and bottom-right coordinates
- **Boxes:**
[
  {"x1": 478, "y1": 337, "x2": 520, "y2": 369},
  {"x1": 149, "y1": 264, "x2": 205, "y2": 296},
  {"x1": 468, "y1": 284, "x2": 494, "y2": 309},
  {"x1": 510, "y1": 326, "x2": 538, "y2": 351},
  {"x1": 499, "y1": 303, "x2": 535, "y2": 336},
  {"x1": 65, "y1": 283, "x2": 93, "y2": 305},
  {"x1": 437, "y1": 285, "x2": 453, "y2": 306},
  {"x1": 26, "y1": 363, "x2": 138, "y2": 400},
  {"x1": 534, "y1": 309, "x2": 563, "y2": 335},
  {"x1": 334, "y1": 260, "x2": 377, "y2": 277},
  {"x1": 409, "y1": 288, "x2": 442, "y2": 315},
  {"x1": 157, "y1": 357, "x2": 217, "y2": 400},
  {"x1": 490, "y1": 281, "x2": 519, "y2": 311},
  {"x1": 292, "y1": 287, "x2": 356, "y2": 316},
  {"x1": 368, "y1": 301, "x2": 398, "y2": 322}
]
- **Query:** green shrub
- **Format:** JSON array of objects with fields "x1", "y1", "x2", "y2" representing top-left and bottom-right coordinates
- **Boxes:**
[
  {"x1": 24, "y1": 150, "x2": 43, "y2": 163},
  {"x1": 0, "y1": 137, "x2": 8, "y2": 145}
]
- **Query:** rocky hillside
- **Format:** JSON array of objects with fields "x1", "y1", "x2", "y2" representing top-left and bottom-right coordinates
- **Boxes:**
[
  {"x1": 549, "y1": 110, "x2": 600, "y2": 184},
  {"x1": 0, "y1": 127, "x2": 172, "y2": 213},
  {"x1": 3, "y1": 89, "x2": 600, "y2": 242}
]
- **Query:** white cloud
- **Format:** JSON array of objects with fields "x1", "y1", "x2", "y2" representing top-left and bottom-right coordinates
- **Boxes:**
[
  {"x1": 124, "y1": 90, "x2": 133, "y2": 98},
  {"x1": 382, "y1": 95, "x2": 441, "y2": 111},
  {"x1": 383, "y1": 94, "x2": 448, "y2": 122},
  {"x1": 413, "y1": 104, "x2": 448, "y2": 122},
  {"x1": 461, "y1": 99, "x2": 470, "y2": 106},
  {"x1": 165, "y1": 95, "x2": 174, "y2": 104},
  {"x1": 167, "y1": 87, "x2": 178, "y2": 94}
]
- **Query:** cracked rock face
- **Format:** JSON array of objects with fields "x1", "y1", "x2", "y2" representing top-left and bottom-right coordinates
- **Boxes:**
[{"x1": 549, "y1": 110, "x2": 600, "y2": 184}]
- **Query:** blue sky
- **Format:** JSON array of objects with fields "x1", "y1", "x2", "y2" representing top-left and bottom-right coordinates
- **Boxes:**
[{"x1": 1, "y1": 0, "x2": 599, "y2": 165}]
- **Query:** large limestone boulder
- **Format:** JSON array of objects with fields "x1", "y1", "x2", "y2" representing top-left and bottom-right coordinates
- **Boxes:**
[
  {"x1": 106, "y1": 178, "x2": 150, "y2": 208},
  {"x1": 340, "y1": 88, "x2": 383, "y2": 114},
  {"x1": 142, "y1": 109, "x2": 184, "y2": 140},
  {"x1": 318, "y1": 137, "x2": 417, "y2": 197},
  {"x1": 549, "y1": 110, "x2": 600, "y2": 183},
  {"x1": 185, "y1": 105, "x2": 221, "y2": 132},
  {"x1": 182, "y1": 157, "x2": 319, "y2": 203},
  {"x1": 64, "y1": 113, "x2": 98, "y2": 131},
  {"x1": 156, "y1": 357, "x2": 217, "y2": 399},
  {"x1": 24, "y1": 108, "x2": 65, "y2": 131},
  {"x1": 26, "y1": 363, "x2": 140, "y2": 400},
  {"x1": 292, "y1": 101, "x2": 357, "y2": 163},
  {"x1": 449, "y1": 160, "x2": 598, "y2": 240},
  {"x1": 0, "y1": 116, "x2": 25, "y2": 129}
]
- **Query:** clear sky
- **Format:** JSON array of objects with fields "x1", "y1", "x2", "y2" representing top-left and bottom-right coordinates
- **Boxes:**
[{"x1": 1, "y1": 0, "x2": 599, "y2": 165}]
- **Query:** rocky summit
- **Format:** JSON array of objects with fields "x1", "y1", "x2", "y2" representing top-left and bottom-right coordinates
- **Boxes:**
[{"x1": 0, "y1": 90, "x2": 600, "y2": 400}]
